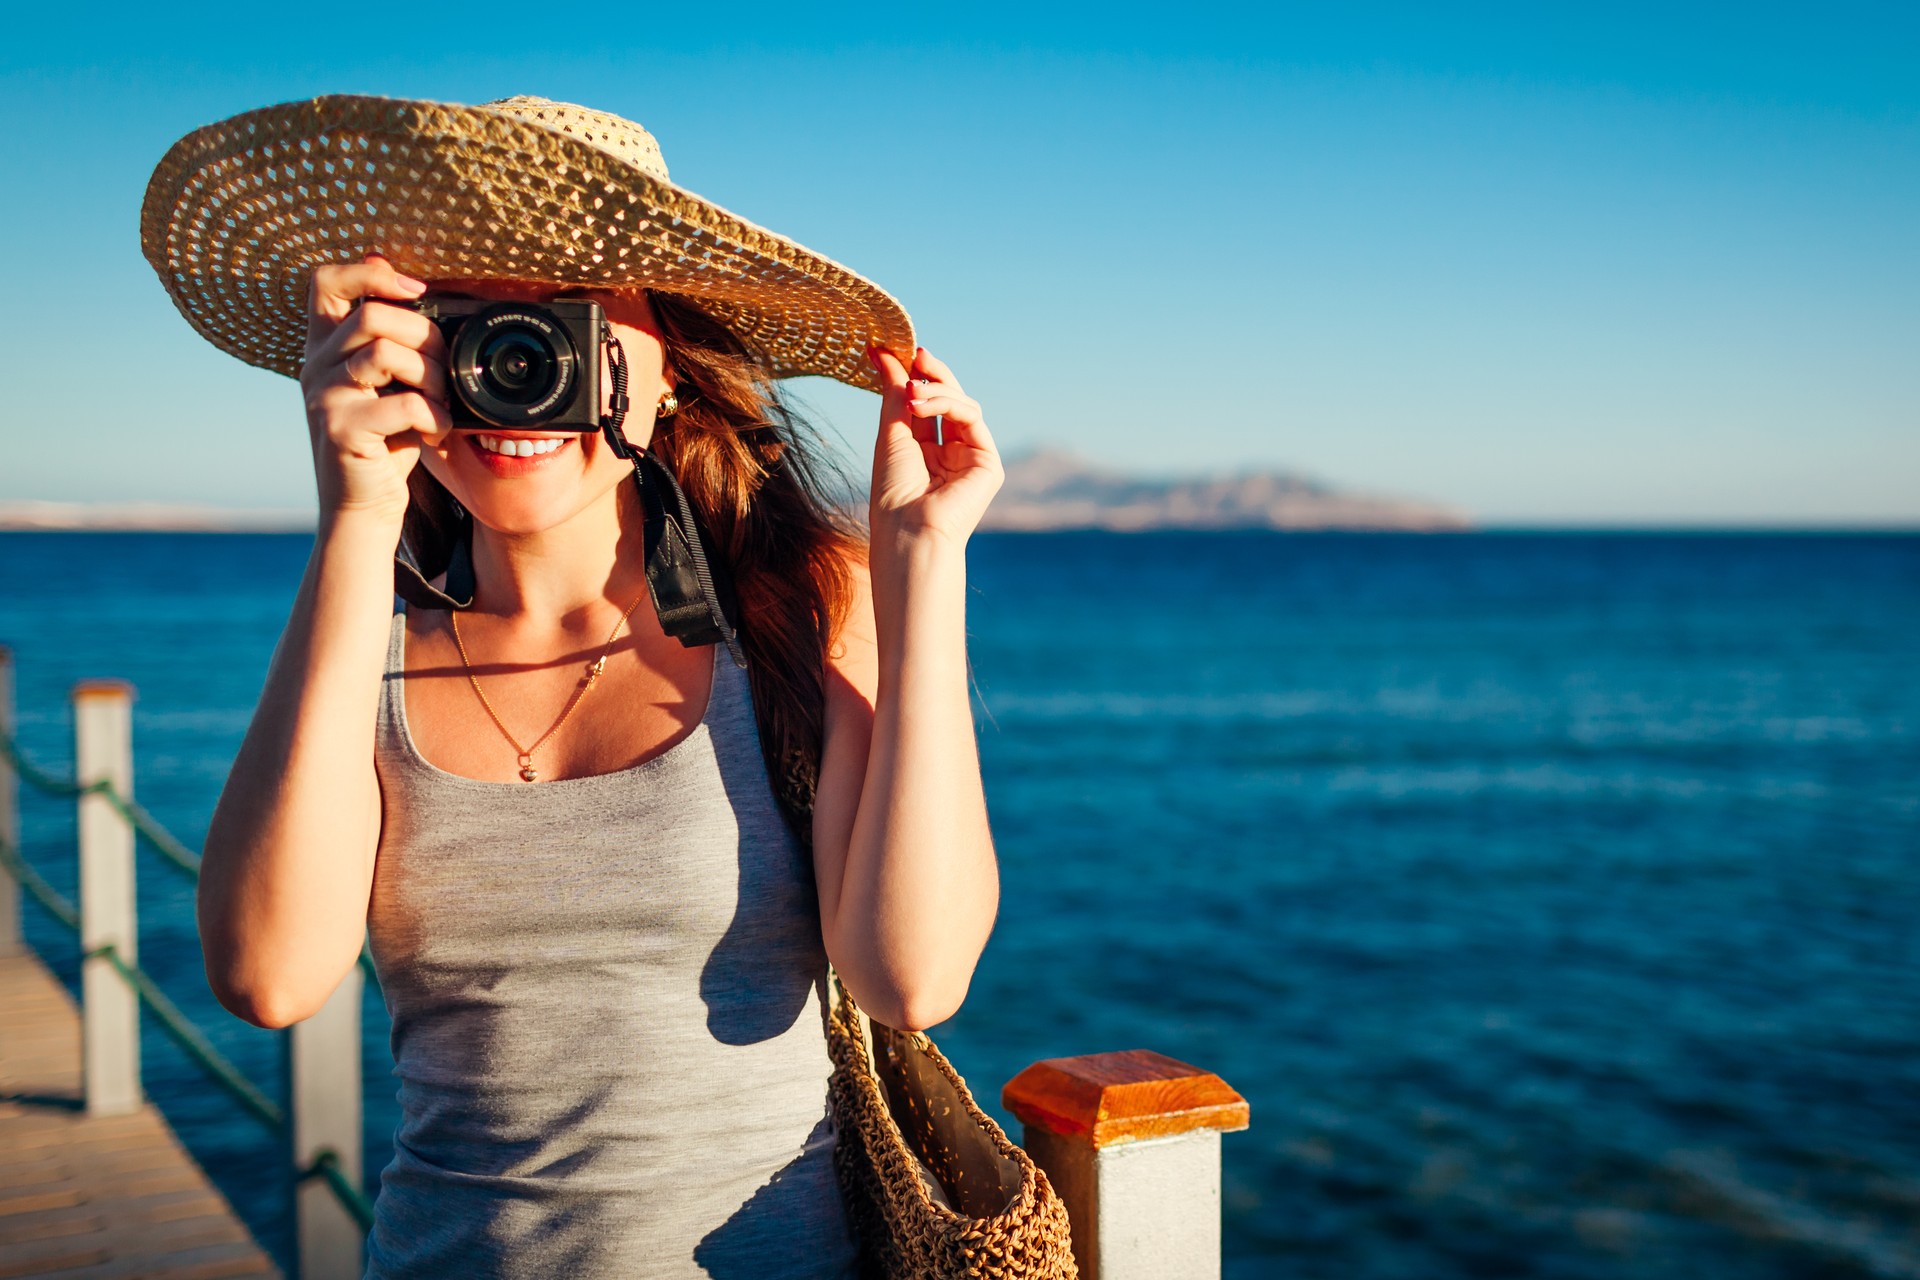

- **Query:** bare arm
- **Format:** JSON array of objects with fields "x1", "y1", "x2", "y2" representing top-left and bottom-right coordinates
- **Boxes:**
[
  {"x1": 811, "y1": 347, "x2": 1004, "y2": 1032},
  {"x1": 199, "y1": 513, "x2": 400, "y2": 1027},
  {"x1": 198, "y1": 254, "x2": 451, "y2": 1028}
]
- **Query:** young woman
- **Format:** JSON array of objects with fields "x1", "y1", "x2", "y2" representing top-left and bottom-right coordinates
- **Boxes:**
[{"x1": 148, "y1": 95, "x2": 1004, "y2": 1276}]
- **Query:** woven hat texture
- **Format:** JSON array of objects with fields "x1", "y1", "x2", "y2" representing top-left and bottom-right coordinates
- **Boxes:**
[{"x1": 140, "y1": 94, "x2": 913, "y2": 392}]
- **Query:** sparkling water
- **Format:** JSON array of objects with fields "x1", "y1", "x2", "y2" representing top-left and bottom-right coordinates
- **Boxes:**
[{"x1": 3, "y1": 530, "x2": 1914, "y2": 1278}]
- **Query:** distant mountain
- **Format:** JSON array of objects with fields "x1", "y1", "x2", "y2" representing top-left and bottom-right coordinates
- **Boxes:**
[
  {"x1": 0, "y1": 453, "x2": 1470, "y2": 534},
  {"x1": 980, "y1": 449, "x2": 1471, "y2": 532}
]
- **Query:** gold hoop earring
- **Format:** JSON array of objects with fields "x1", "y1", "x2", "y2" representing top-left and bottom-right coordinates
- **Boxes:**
[{"x1": 657, "y1": 391, "x2": 680, "y2": 419}]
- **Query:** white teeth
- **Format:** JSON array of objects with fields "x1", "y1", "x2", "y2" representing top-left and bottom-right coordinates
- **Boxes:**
[{"x1": 475, "y1": 434, "x2": 567, "y2": 458}]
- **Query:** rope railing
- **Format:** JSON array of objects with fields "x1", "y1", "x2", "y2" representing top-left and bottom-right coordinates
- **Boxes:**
[
  {"x1": 299, "y1": 1148, "x2": 377, "y2": 1232},
  {"x1": 0, "y1": 727, "x2": 88, "y2": 797},
  {"x1": 83, "y1": 932, "x2": 284, "y2": 1131},
  {"x1": 0, "y1": 729, "x2": 374, "y2": 1237},
  {"x1": 0, "y1": 730, "x2": 381, "y2": 989},
  {"x1": 0, "y1": 825, "x2": 79, "y2": 933},
  {"x1": 2, "y1": 733, "x2": 193, "y2": 865}
]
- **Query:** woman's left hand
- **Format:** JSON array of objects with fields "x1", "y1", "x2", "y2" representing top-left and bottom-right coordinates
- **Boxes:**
[{"x1": 868, "y1": 346, "x2": 1004, "y2": 545}]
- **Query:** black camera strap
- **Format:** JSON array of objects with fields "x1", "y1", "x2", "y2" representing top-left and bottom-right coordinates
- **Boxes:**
[
  {"x1": 394, "y1": 478, "x2": 477, "y2": 610},
  {"x1": 597, "y1": 328, "x2": 748, "y2": 669},
  {"x1": 626, "y1": 448, "x2": 747, "y2": 667}
]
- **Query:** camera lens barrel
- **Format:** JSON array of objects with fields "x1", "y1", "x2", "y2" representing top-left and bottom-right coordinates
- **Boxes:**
[{"x1": 448, "y1": 303, "x2": 580, "y2": 426}]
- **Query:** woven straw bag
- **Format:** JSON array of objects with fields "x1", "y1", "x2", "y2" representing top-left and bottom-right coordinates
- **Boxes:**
[{"x1": 823, "y1": 967, "x2": 1078, "y2": 1278}]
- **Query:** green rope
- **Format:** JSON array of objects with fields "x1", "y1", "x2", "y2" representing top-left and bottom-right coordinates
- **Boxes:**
[
  {"x1": 87, "y1": 944, "x2": 378, "y2": 1232},
  {"x1": 80, "y1": 938, "x2": 380, "y2": 1232},
  {"x1": 96, "y1": 786, "x2": 203, "y2": 877},
  {"x1": 298, "y1": 1148, "x2": 378, "y2": 1231},
  {"x1": 0, "y1": 832, "x2": 79, "y2": 932},
  {"x1": 4, "y1": 729, "x2": 384, "y2": 1230},
  {"x1": 0, "y1": 841, "x2": 274, "y2": 1133},
  {"x1": 83, "y1": 940, "x2": 285, "y2": 1132},
  {"x1": 0, "y1": 730, "x2": 89, "y2": 797},
  {"x1": 1, "y1": 728, "x2": 383, "y2": 994},
  {"x1": 4, "y1": 730, "x2": 199, "y2": 874}
]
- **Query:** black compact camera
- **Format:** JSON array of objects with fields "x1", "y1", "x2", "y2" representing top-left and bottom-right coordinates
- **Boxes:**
[{"x1": 399, "y1": 297, "x2": 611, "y2": 431}]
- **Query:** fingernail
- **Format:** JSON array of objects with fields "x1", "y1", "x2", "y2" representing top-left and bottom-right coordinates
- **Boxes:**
[{"x1": 398, "y1": 276, "x2": 428, "y2": 295}]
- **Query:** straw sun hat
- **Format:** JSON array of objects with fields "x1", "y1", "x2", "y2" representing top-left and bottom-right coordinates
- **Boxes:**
[{"x1": 139, "y1": 93, "x2": 914, "y2": 393}]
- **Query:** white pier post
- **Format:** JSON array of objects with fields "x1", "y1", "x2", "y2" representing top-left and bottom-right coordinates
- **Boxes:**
[
  {"x1": 289, "y1": 966, "x2": 366, "y2": 1279},
  {"x1": 74, "y1": 678, "x2": 141, "y2": 1117},
  {"x1": 1004, "y1": 1049, "x2": 1250, "y2": 1280},
  {"x1": 0, "y1": 646, "x2": 20, "y2": 957}
]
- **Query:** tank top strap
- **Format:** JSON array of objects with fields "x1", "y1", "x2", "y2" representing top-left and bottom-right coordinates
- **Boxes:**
[
  {"x1": 377, "y1": 608, "x2": 409, "y2": 762},
  {"x1": 384, "y1": 606, "x2": 406, "y2": 677}
]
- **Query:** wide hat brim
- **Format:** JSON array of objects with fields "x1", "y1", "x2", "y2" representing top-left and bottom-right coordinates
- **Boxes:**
[{"x1": 140, "y1": 94, "x2": 912, "y2": 393}]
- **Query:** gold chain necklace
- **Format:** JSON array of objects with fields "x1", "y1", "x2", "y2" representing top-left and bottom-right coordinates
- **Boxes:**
[{"x1": 449, "y1": 592, "x2": 650, "y2": 782}]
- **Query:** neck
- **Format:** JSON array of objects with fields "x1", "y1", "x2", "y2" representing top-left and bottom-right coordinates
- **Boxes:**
[{"x1": 466, "y1": 478, "x2": 652, "y2": 626}]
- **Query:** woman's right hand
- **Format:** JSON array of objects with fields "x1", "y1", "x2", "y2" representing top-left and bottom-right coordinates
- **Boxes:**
[{"x1": 300, "y1": 252, "x2": 453, "y2": 526}]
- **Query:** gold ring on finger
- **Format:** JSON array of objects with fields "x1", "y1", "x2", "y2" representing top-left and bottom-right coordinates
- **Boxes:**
[{"x1": 343, "y1": 353, "x2": 380, "y2": 392}]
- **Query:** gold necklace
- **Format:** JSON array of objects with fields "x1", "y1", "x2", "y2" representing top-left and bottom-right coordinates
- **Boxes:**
[{"x1": 449, "y1": 592, "x2": 650, "y2": 782}]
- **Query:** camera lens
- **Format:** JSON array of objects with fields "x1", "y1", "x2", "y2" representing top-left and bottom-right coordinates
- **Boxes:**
[
  {"x1": 479, "y1": 331, "x2": 550, "y2": 400},
  {"x1": 449, "y1": 304, "x2": 580, "y2": 426}
]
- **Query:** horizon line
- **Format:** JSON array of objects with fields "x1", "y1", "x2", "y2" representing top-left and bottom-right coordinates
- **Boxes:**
[{"x1": 2, "y1": 517, "x2": 1916, "y2": 537}]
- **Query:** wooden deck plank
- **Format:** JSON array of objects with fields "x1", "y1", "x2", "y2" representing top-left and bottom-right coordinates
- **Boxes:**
[
  {"x1": 0, "y1": 952, "x2": 283, "y2": 1279},
  {"x1": 13, "y1": 1252, "x2": 277, "y2": 1280},
  {"x1": 0, "y1": 1189, "x2": 235, "y2": 1245},
  {"x1": 0, "y1": 1147, "x2": 182, "y2": 1188},
  {"x1": 0, "y1": 1229, "x2": 266, "y2": 1279}
]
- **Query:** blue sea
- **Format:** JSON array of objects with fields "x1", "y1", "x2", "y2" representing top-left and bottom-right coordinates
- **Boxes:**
[{"x1": 2, "y1": 530, "x2": 1915, "y2": 1279}]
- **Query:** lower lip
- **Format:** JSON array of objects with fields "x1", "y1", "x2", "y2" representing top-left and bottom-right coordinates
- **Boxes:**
[{"x1": 463, "y1": 433, "x2": 579, "y2": 476}]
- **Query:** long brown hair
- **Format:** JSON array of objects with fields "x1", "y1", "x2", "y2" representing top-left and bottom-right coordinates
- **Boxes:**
[{"x1": 643, "y1": 290, "x2": 869, "y2": 850}]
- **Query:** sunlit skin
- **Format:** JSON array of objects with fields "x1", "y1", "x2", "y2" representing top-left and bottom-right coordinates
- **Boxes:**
[{"x1": 196, "y1": 252, "x2": 1005, "y2": 1034}]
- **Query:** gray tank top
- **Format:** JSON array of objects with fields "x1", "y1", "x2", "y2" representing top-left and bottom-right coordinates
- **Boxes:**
[{"x1": 364, "y1": 608, "x2": 858, "y2": 1278}]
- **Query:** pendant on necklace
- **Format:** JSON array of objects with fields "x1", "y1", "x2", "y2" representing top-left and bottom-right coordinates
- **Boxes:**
[{"x1": 518, "y1": 754, "x2": 538, "y2": 783}]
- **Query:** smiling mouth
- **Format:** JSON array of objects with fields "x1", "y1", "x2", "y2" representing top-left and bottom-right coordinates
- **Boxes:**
[{"x1": 467, "y1": 432, "x2": 576, "y2": 458}]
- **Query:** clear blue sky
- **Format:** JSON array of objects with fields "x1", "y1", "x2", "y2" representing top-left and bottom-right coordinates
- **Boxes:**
[{"x1": 4, "y1": 2, "x2": 1915, "y2": 525}]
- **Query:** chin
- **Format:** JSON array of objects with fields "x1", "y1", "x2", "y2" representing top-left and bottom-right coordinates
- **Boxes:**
[
  {"x1": 425, "y1": 430, "x2": 627, "y2": 535},
  {"x1": 463, "y1": 498, "x2": 589, "y2": 537}
]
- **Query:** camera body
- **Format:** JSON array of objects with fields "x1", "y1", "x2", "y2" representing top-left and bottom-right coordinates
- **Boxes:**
[{"x1": 401, "y1": 297, "x2": 607, "y2": 431}]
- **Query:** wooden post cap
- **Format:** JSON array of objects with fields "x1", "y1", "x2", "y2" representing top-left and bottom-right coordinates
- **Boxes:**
[
  {"x1": 1003, "y1": 1049, "x2": 1250, "y2": 1149},
  {"x1": 71, "y1": 679, "x2": 136, "y2": 703}
]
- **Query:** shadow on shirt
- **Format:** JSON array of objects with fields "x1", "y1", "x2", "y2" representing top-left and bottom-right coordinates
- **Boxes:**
[
  {"x1": 699, "y1": 702, "x2": 830, "y2": 1046},
  {"x1": 693, "y1": 1112, "x2": 859, "y2": 1276}
]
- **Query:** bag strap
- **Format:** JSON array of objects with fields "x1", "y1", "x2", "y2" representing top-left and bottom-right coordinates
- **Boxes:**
[{"x1": 825, "y1": 963, "x2": 880, "y2": 1069}]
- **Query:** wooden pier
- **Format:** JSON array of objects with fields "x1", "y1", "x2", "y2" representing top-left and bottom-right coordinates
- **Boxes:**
[{"x1": 0, "y1": 948, "x2": 280, "y2": 1279}]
